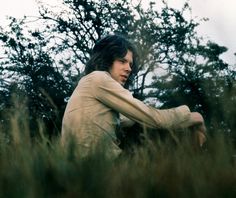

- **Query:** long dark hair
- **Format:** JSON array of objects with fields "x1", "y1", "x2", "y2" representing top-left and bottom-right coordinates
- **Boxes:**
[{"x1": 85, "y1": 34, "x2": 139, "y2": 87}]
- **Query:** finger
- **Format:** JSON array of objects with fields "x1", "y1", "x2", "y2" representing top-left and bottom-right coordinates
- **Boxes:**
[{"x1": 196, "y1": 130, "x2": 207, "y2": 147}]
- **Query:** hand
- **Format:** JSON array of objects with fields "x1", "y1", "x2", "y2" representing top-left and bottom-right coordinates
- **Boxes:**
[
  {"x1": 189, "y1": 112, "x2": 204, "y2": 126},
  {"x1": 189, "y1": 112, "x2": 207, "y2": 147}
]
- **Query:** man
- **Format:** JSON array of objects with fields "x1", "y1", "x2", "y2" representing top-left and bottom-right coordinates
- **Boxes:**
[{"x1": 61, "y1": 34, "x2": 206, "y2": 158}]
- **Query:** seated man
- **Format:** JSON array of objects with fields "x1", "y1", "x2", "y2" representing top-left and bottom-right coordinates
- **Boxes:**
[{"x1": 61, "y1": 34, "x2": 206, "y2": 158}]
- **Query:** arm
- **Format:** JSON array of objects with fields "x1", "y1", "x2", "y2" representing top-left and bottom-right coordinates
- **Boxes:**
[{"x1": 92, "y1": 72, "x2": 202, "y2": 131}]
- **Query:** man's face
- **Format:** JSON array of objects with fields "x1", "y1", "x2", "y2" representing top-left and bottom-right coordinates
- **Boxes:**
[{"x1": 109, "y1": 50, "x2": 133, "y2": 86}]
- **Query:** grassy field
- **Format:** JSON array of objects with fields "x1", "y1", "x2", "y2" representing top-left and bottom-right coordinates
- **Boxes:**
[{"x1": 0, "y1": 112, "x2": 236, "y2": 198}]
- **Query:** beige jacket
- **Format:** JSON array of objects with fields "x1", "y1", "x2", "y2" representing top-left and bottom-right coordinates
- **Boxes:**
[{"x1": 61, "y1": 71, "x2": 191, "y2": 157}]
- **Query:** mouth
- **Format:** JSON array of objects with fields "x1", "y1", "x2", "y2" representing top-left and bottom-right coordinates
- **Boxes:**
[{"x1": 120, "y1": 75, "x2": 128, "y2": 82}]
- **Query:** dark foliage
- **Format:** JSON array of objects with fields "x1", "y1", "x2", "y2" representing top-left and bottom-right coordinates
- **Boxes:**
[{"x1": 0, "y1": 0, "x2": 235, "y2": 141}]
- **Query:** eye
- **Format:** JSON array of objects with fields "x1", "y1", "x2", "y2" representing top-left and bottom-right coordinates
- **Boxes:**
[{"x1": 118, "y1": 58, "x2": 126, "y2": 64}]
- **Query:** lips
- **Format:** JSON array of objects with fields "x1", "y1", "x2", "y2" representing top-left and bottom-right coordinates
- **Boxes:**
[
  {"x1": 121, "y1": 75, "x2": 128, "y2": 80},
  {"x1": 120, "y1": 75, "x2": 128, "y2": 82}
]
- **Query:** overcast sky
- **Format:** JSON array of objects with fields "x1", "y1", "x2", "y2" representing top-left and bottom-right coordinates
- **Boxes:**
[{"x1": 0, "y1": 0, "x2": 236, "y2": 65}]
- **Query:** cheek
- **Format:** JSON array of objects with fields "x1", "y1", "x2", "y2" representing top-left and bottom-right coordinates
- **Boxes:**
[{"x1": 110, "y1": 63, "x2": 119, "y2": 74}]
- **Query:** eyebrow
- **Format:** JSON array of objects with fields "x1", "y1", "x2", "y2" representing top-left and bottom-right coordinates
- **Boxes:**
[{"x1": 119, "y1": 57, "x2": 133, "y2": 66}]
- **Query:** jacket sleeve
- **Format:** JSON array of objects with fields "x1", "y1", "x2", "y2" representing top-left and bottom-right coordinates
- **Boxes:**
[
  {"x1": 120, "y1": 114, "x2": 135, "y2": 128},
  {"x1": 92, "y1": 72, "x2": 191, "y2": 130}
]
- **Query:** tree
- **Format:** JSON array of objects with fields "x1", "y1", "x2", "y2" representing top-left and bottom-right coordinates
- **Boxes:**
[
  {"x1": 0, "y1": 17, "x2": 73, "y2": 136},
  {"x1": 0, "y1": 0, "x2": 235, "y2": 139},
  {"x1": 35, "y1": 0, "x2": 204, "y2": 97},
  {"x1": 148, "y1": 40, "x2": 236, "y2": 136}
]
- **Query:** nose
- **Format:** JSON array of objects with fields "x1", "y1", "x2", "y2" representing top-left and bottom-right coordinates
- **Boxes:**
[{"x1": 125, "y1": 63, "x2": 132, "y2": 74}]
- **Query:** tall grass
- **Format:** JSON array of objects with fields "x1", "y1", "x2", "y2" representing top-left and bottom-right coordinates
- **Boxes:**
[{"x1": 0, "y1": 107, "x2": 236, "y2": 197}]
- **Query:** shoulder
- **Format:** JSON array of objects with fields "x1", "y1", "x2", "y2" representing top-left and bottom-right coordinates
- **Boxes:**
[
  {"x1": 88, "y1": 71, "x2": 119, "y2": 86},
  {"x1": 86, "y1": 71, "x2": 131, "y2": 97},
  {"x1": 79, "y1": 71, "x2": 111, "y2": 85},
  {"x1": 89, "y1": 71, "x2": 111, "y2": 80}
]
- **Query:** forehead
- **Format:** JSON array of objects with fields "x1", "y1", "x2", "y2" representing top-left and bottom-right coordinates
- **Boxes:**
[{"x1": 124, "y1": 50, "x2": 133, "y2": 61}]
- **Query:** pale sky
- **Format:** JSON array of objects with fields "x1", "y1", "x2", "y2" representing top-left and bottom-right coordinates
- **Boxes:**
[{"x1": 0, "y1": 0, "x2": 236, "y2": 65}]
